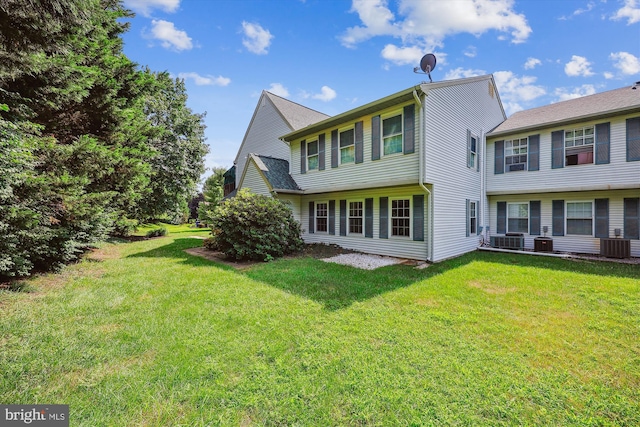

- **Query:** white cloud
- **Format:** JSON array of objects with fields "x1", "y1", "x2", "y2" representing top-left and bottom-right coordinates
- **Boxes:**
[
  {"x1": 610, "y1": 51, "x2": 640, "y2": 75},
  {"x1": 559, "y1": 1, "x2": 595, "y2": 20},
  {"x1": 312, "y1": 86, "x2": 337, "y2": 102},
  {"x1": 564, "y1": 55, "x2": 594, "y2": 77},
  {"x1": 612, "y1": 0, "x2": 640, "y2": 24},
  {"x1": 554, "y1": 85, "x2": 597, "y2": 102},
  {"x1": 464, "y1": 45, "x2": 477, "y2": 58},
  {"x1": 342, "y1": 0, "x2": 532, "y2": 64},
  {"x1": 300, "y1": 86, "x2": 338, "y2": 102},
  {"x1": 178, "y1": 72, "x2": 230, "y2": 86},
  {"x1": 125, "y1": 0, "x2": 180, "y2": 17},
  {"x1": 524, "y1": 57, "x2": 541, "y2": 70},
  {"x1": 604, "y1": 72, "x2": 614, "y2": 79},
  {"x1": 150, "y1": 20, "x2": 192, "y2": 51},
  {"x1": 241, "y1": 22, "x2": 274, "y2": 55},
  {"x1": 381, "y1": 44, "x2": 425, "y2": 65},
  {"x1": 444, "y1": 67, "x2": 485, "y2": 80},
  {"x1": 267, "y1": 83, "x2": 290, "y2": 97},
  {"x1": 493, "y1": 71, "x2": 546, "y2": 115}
]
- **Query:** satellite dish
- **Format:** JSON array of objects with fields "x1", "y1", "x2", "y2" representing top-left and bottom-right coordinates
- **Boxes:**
[{"x1": 413, "y1": 53, "x2": 437, "y2": 82}]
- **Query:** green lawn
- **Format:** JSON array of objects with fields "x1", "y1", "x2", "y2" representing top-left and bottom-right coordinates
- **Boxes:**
[{"x1": 1, "y1": 235, "x2": 638, "y2": 426}]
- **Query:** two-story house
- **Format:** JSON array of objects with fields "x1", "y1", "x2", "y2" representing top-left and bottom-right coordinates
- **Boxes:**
[{"x1": 486, "y1": 86, "x2": 640, "y2": 257}]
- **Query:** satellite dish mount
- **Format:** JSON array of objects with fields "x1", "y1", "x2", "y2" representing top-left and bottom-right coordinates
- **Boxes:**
[{"x1": 413, "y1": 53, "x2": 437, "y2": 83}]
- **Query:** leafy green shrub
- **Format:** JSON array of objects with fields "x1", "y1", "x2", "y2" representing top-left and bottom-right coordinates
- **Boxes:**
[
  {"x1": 210, "y1": 189, "x2": 303, "y2": 261},
  {"x1": 202, "y1": 237, "x2": 217, "y2": 251},
  {"x1": 145, "y1": 227, "x2": 167, "y2": 238}
]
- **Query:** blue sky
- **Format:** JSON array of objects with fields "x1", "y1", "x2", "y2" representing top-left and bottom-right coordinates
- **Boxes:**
[{"x1": 120, "y1": 0, "x2": 640, "y2": 176}]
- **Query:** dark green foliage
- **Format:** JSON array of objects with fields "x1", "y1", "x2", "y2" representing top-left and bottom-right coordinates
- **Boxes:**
[
  {"x1": 0, "y1": 0, "x2": 207, "y2": 279},
  {"x1": 145, "y1": 226, "x2": 167, "y2": 238},
  {"x1": 211, "y1": 189, "x2": 303, "y2": 261},
  {"x1": 198, "y1": 167, "x2": 227, "y2": 222}
]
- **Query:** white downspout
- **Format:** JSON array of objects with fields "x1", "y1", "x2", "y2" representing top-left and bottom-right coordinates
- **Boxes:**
[
  {"x1": 480, "y1": 128, "x2": 486, "y2": 247},
  {"x1": 413, "y1": 89, "x2": 432, "y2": 262}
]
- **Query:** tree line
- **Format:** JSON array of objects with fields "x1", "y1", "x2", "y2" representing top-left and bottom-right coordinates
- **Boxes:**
[{"x1": 0, "y1": 0, "x2": 209, "y2": 279}]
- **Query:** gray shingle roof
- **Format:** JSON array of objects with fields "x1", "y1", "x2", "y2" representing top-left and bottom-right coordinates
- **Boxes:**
[
  {"x1": 264, "y1": 92, "x2": 330, "y2": 131},
  {"x1": 255, "y1": 155, "x2": 301, "y2": 192},
  {"x1": 489, "y1": 85, "x2": 640, "y2": 136}
]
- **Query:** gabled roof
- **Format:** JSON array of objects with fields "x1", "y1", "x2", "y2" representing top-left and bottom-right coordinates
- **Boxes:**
[
  {"x1": 281, "y1": 74, "x2": 501, "y2": 142},
  {"x1": 233, "y1": 91, "x2": 329, "y2": 165},
  {"x1": 264, "y1": 91, "x2": 330, "y2": 131},
  {"x1": 241, "y1": 154, "x2": 302, "y2": 194},
  {"x1": 488, "y1": 85, "x2": 640, "y2": 137}
]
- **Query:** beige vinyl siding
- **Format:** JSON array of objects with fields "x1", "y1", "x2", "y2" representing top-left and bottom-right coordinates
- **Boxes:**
[
  {"x1": 301, "y1": 185, "x2": 429, "y2": 260},
  {"x1": 238, "y1": 161, "x2": 271, "y2": 196},
  {"x1": 235, "y1": 96, "x2": 293, "y2": 188},
  {"x1": 423, "y1": 79, "x2": 506, "y2": 261},
  {"x1": 487, "y1": 113, "x2": 640, "y2": 195},
  {"x1": 488, "y1": 189, "x2": 640, "y2": 257},
  {"x1": 291, "y1": 101, "x2": 419, "y2": 193}
]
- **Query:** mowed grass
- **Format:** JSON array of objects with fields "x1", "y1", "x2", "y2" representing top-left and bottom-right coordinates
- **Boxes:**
[{"x1": 1, "y1": 235, "x2": 638, "y2": 426}]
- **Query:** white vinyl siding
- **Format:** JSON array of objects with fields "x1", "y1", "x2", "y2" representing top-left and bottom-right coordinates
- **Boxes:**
[
  {"x1": 488, "y1": 189, "x2": 640, "y2": 257},
  {"x1": 298, "y1": 185, "x2": 429, "y2": 260},
  {"x1": 238, "y1": 160, "x2": 272, "y2": 196},
  {"x1": 487, "y1": 113, "x2": 640, "y2": 195}
]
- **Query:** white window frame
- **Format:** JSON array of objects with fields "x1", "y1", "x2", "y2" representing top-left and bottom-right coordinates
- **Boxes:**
[
  {"x1": 504, "y1": 137, "x2": 528, "y2": 172},
  {"x1": 507, "y1": 202, "x2": 529, "y2": 234},
  {"x1": 315, "y1": 201, "x2": 328, "y2": 233},
  {"x1": 307, "y1": 139, "x2": 319, "y2": 171},
  {"x1": 347, "y1": 200, "x2": 364, "y2": 236},
  {"x1": 565, "y1": 126, "x2": 595, "y2": 166},
  {"x1": 381, "y1": 110, "x2": 403, "y2": 156},
  {"x1": 469, "y1": 134, "x2": 478, "y2": 169},
  {"x1": 469, "y1": 201, "x2": 477, "y2": 235},
  {"x1": 566, "y1": 201, "x2": 594, "y2": 236},
  {"x1": 339, "y1": 126, "x2": 355, "y2": 165},
  {"x1": 390, "y1": 197, "x2": 411, "y2": 238}
]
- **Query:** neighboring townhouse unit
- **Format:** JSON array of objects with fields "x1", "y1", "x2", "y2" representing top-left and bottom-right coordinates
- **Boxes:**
[
  {"x1": 231, "y1": 90, "x2": 329, "y2": 197},
  {"x1": 278, "y1": 75, "x2": 505, "y2": 262},
  {"x1": 486, "y1": 86, "x2": 640, "y2": 257}
]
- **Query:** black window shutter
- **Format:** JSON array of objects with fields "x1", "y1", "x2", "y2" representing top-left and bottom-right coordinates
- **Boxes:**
[
  {"x1": 403, "y1": 104, "x2": 415, "y2": 154},
  {"x1": 371, "y1": 115, "x2": 381, "y2": 160},
  {"x1": 594, "y1": 198, "x2": 609, "y2": 238},
  {"x1": 355, "y1": 121, "x2": 364, "y2": 164},
  {"x1": 465, "y1": 199, "x2": 470, "y2": 237},
  {"x1": 626, "y1": 117, "x2": 640, "y2": 161},
  {"x1": 477, "y1": 200, "x2": 481, "y2": 235},
  {"x1": 624, "y1": 198, "x2": 639, "y2": 239},
  {"x1": 494, "y1": 140, "x2": 504, "y2": 174},
  {"x1": 413, "y1": 195, "x2": 424, "y2": 241},
  {"x1": 308, "y1": 201, "x2": 314, "y2": 233},
  {"x1": 331, "y1": 130, "x2": 338, "y2": 168},
  {"x1": 300, "y1": 139, "x2": 306, "y2": 174},
  {"x1": 318, "y1": 134, "x2": 326, "y2": 170},
  {"x1": 551, "y1": 130, "x2": 564, "y2": 169},
  {"x1": 328, "y1": 200, "x2": 335, "y2": 235},
  {"x1": 379, "y1": 197, "x2": 388, "y2": 239},
  {"x1": 530, "y1": 200, "x2": 541, "y2": 236},
  {"x1": 365, "y1": 198, "x2": 373, "y2": 238},
  {"x1": 466, "y1": 130, "x2": 472, "y2": 169},
  {"x1": 528, "y1": 134, "x2": 540, "y2": 171},
  {"x1": 339, "y1": 199, "x2": 347, "y2": 236},
  {"x1": 595, "y1": 122, "x2": 610, "y2": 165},
  {"x1": 552, "y1": 200, "x2": 564, "y2": 236},
  {"x1": 497, "y1": 201, "x2": 506, "y2": 234}
]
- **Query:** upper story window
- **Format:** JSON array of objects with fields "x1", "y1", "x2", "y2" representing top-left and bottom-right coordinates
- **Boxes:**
[
  {"x1": 565, "y1": 126, "x2": 594, "y2": 166},
  {"x1": 307, "y1": 140, "x2": 319, "y2": 171},
  {"x1": 383, "y1": 113, "x2": 403, "y2": 155},
  {"x1": 391, "y1": 198, "x2": 411, "y2": 237},
  {"x1": 348, "y1": 201, "x2": 363, "y2": 234},
  {"x1": 508, "y1": 202, "x2": 529, "y2": 233},
  {"x1": 340, "y1": 128, "x2": 355, "y2": 164},
  {"x1": 505, "y1": 138, "x2": 528, "y2": 171},
  {"x1": 316, "y1": 202, "x2": 328, "y2": 232},
  {"x1": 469, "y1": 136, "x2": 477, "y2": 168},
  {"x1": 567, "y1": 201, "x2": 593, "y2": 235}
]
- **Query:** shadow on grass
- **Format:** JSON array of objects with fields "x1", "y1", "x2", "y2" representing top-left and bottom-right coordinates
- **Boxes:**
[{"x1": 128, "y1": 238, "x2": 640, "y2": 310}]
